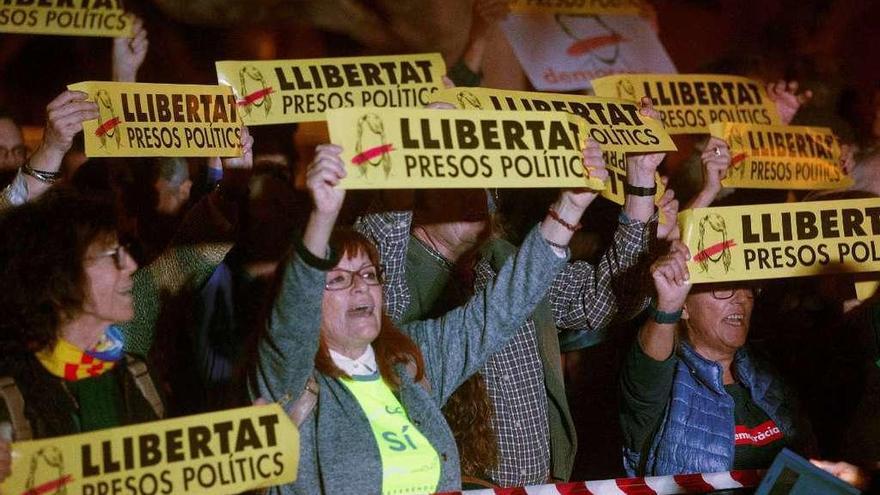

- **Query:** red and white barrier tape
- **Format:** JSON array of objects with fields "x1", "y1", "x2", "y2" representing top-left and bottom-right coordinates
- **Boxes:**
[{"x1": 437, "y1": 469, "x2": 765, "y2": 495}]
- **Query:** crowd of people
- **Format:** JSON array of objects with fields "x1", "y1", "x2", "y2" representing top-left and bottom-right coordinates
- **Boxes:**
[{"x1": 1, "y1": 1, "x2": 879, "y2": 494}]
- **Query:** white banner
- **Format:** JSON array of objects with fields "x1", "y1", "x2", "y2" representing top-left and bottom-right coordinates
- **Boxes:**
[{"x1": 502, "y1": 14, "x2": 676, "y2": 92}]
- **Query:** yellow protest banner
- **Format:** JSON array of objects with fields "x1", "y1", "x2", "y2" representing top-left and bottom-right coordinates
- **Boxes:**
[
  {"x1": 0, "y1": 404, "x2": 299, "y2": 495},
  {"x1": 592, "y1": 74, "x2": 780, "y2": 134},
  {"x1": 216, "y1": 54, "x2": 446, "y2": 125},
  {"x1": 68, "y1": 81, "x2": 243, "y2": 157},
  {"x1": 0, "y1": 1, "x2": 132, "y2": 37},
  {"x1": 709, "y1": 122, "x2": 852, "y2": 190},
  {"x1": 432, "y1": 88, "x2": 676, "y2": 153},
  {"x1": 327, "y1": 107, "x2": 604, "y2": 190},
  {"x1": 508, "y1": 0, "x2": 644, "y2": 15},
  {"x1": 679, "y1": 198, "x2": 880, "y2": 284},
  {"x1": 432, "y1": 88, "x2": 671, "y2": 204}
]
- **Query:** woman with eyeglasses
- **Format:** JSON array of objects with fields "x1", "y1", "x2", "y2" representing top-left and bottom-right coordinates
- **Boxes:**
[
  {"x1": 251, "y1": 144, "x2": 598, "y2": 494},
  {"x1": 619, "y1": 240, "x2": 815, "y2": 477},
  {"x1": 0, "y1": 186, "x2": 163, "y2": 485}
]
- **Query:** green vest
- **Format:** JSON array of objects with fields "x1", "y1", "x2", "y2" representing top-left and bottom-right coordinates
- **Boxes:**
[{"x1": 341, "y1": 374, "x2": 441, "y2": 495}]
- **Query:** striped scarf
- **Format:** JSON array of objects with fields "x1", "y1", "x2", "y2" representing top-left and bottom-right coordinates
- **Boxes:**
[{"x1": 36, "y1": 326, "x2": 125, "y2": 381}]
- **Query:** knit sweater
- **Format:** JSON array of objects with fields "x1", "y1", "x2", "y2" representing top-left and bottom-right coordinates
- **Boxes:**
[{"x1": 251, "y1": 225, "x2": 568, "y2": 494}]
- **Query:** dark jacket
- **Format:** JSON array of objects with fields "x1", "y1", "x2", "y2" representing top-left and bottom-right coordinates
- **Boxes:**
[
  {"x1": 624, "y1": 342, "x2": 813, "y2": 476},
  {"x1": 0, "y1": 352, "x2": 160, "y2": 439}
]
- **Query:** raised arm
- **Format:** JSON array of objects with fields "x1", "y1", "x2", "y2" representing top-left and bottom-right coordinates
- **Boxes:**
[
  {"x1": 405, "y1": 156, "x2": 606, "y2": 404},
  {"x1": 767, "y1": 80, "x2": 812, "y2": 126},
  {"x1": 639, "y1": 240, "x2": 691, "y2": 361},
  {"x1": 620, "y1": 240, "x2": 691, "y2": 475},
  {"x1": 550, "y1": 102, "x2": 664, "y2": 331},
  {"x1": 0, "y1": 91, "x2": 97, "y2": 209},
  {"x1": 687, "y1": 136, "x2": 732, "y2": 210},
  {"x1": 112, "y1": 15, "x2": 148, "y2": 83},
  {"x1": 122, "y1": 129, "x2": 254, "y2": 355},
  {"x1": 447, "y1": 0, "x2": 510, "y2": 87},
  {"x1": 251, "y1": 144, "x2": 344, "y2": 405}
]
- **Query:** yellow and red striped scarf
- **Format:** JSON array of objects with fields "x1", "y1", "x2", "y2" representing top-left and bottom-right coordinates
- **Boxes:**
[{"x1": 36, "y1": 337, "x2": 117, "y2": 381}]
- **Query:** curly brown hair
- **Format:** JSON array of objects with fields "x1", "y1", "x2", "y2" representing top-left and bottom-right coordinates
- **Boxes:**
[
  {"x1": 442, "y1": 374, "x2": 498, "y2": 478},
  {"x1": 0, "y1": 186, "x2": 119, "y2": 354}
]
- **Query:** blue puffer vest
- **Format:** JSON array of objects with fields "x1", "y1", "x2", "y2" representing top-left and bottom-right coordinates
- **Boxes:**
[{"x1": 624, "y1": 341, "x2": 809, "y2": 476}]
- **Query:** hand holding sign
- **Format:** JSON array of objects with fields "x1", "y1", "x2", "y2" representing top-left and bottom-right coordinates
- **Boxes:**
[
  {"x1": 626, "y1": 98, "x2": 666, "y2": 183},
  {"x1": 698, "y1": 136, "x2": 732, "y2": 202},
  {"x1": 112, "y1": 16, "x2": 149, "y2": 83},
  {"x1": 308, "y1": 144, "x2": 347, "y2": 216},
  {"x1": 560, "y1": 139, "x2": 608, "y2": 209},
  {"x1": 34, "y1": 90, "x2": 99, "y2": 166},
  {"x1": 651, "y1": 240, "x2": 692, "y2": 313},
  {"x1": 767, "y1": 80, "x2": 812, "y2": 125}
]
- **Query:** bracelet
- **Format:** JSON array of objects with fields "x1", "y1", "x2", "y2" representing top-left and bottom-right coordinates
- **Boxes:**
[
  {"x1": 544, "y1": 238, "x2": 568, "y2": 250},
  {"x1": 624, "y1": 182, "x2": 657, "y2": 197},
  {"x1": 648, "y1": 299, "x2": 682, "y2": 324},
  {"x1": 21, "y1": 162, "x2": 62, "y2": 184},
  {"x1": 547, "y1": 208, "x2": 582, "y2": 232}
]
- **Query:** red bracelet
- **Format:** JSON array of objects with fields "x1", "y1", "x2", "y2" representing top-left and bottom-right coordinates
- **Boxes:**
[{"x1": 548, "y1": 208, "x2": 582, "y2": 232}]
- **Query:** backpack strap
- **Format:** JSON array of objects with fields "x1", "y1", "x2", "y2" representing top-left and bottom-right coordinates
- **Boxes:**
[
  {"x1": 125, "y1": 356, "x2": 165, "y2": 420},
  {"x1": 0, "y1": 376, "x2": 33, "y2": 441}
]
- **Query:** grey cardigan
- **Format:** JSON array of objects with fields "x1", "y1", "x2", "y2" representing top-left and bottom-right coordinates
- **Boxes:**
[{"x1": 252, "y1": 226, "x2": 568, "y2": 494}]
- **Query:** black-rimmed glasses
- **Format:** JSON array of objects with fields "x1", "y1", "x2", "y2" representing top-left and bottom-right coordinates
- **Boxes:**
[
  {"x1": 711, "y1": 286, "x2": 761, "y2": 300},
  {"x1": 324, "y1": 266, "x2": 383, "y2": 291}
]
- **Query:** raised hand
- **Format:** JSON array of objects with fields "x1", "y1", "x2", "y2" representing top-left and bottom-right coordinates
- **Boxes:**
[
  {"x1": 560, "y1": 138, "x2": 609, "y2": 210},
  {"x1": 112, "y1": 16, "x2": 149, "y2": 82},
  {"x1": 42, "y1": 90, "x2": 98, "y2": 156},
  {"x1": 767, "y1": 80, "x2": 812, "y2": 125},
  {"x1": 628, "y1": 97, "x2": 666, "y2": 179},
  {"x1": 307, "y1": 144, "x2": 347, "y2": 216},
  {"x1": 656, "y1": 181, "x2": 680, "y2": 242},
  {"x1": 650, "y1": 240, "x2": 691, "y2": 313},
  {"x1": 700, "y1": 136, "x2": 732, "y2": 197}
]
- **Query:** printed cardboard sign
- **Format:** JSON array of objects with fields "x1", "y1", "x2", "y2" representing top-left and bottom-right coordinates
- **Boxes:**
[
  {"x1": 502, "y1": 14, "x2": 675, "y2": 92},
  {"x1": 327, "y1": 107, "x2": 605, "y2": 190},
  {"x1": 68, "y1": 81, "x2": 243, "y2": 157},
  {"x1": 0, "y1": 0, "x2": 132, "y2": 37},
  {"x1": 432, "y1": 87, "x2": 673, "y2": 204},
  {"x1": 709, "y1": 122, "x2": 851, "y2": 190},
  {"x1": 0, "y1": 405, "x2": 299, "y2": 495},
  {"x1": 593, "y1": 74, "x2": 780, "y2": 134},
  {"x1": 679, "y1": 199, "x2": 880, "y2": 283},
  {"x1": 216, "y1": 54, "x2": 446, "y2": 125},
  {"x1": 432, "y1": 87, "x2": 676, "y2": 152}
]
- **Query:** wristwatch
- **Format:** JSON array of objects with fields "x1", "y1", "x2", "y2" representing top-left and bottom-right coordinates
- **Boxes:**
[
  {"x1": 648, "y1": 300, "x2": 682, "y2": 324},
  {"x1": 624, "y1": 182, "x2": 657, "y2": 197}
]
